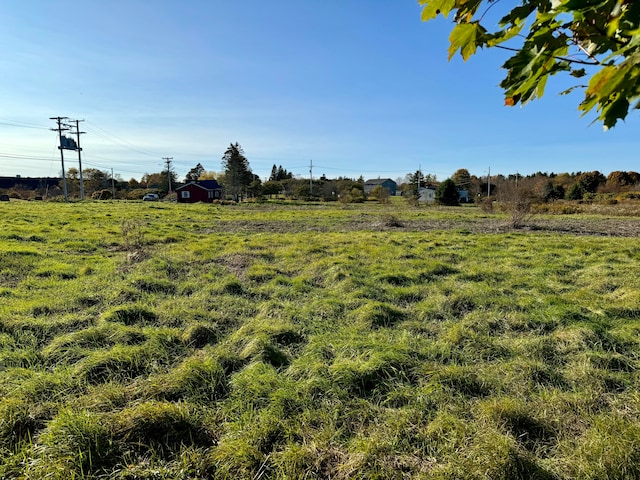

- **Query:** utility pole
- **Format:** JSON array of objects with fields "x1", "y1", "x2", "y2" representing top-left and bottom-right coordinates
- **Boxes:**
[
  {"x1": 111, "y1": 168, "x2": 116, "y2": 199},
  {"x1": 163, "y1": 157, "x2": 173, "y2": 194},
  {"x1": 67, "y1": 119, "x2": 86, "y2": 200},
  {"x1": 50, "y1": 117, "x2": 70, "y2": 202},
  {"x1": 309, "y1": 159, "x2": 313, "y2": 197}
]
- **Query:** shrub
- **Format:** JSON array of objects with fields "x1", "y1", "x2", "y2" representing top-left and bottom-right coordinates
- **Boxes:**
[
  {"x1": 479, "y1": 196, "x2": 494, "y2": 212},
  {"x1": 369, "y1": 185, "x2": 391, "y2": 204}
]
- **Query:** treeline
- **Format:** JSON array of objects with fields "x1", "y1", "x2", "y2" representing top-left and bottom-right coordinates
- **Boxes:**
[
  {"x1": 2, "y1": 164, "x2": 639, "y2": 203},
  {"x1": 446, "y1": 169, "x2": 640, "y2": 202}
]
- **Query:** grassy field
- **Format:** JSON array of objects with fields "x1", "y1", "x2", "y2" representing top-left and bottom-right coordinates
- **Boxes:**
[{"x1": 0, "y1": 200, "x2": 639, "y2": 479}]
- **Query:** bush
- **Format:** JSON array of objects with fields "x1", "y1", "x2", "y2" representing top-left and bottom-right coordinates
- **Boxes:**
[
  {"x1": 369, "y1": 185, "x2": 391, "y2": 204},
  {"x1": 435, "y1": 178, "x2": 460, "y2": 206},
  {"x1": 91, "y1": 189, "x2": 113, "y2": 200},
  {"x1": 479, "y1": 197, "x2": 494, "y2": 213}
]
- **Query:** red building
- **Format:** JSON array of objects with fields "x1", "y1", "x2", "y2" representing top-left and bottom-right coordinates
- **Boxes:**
[{"x1": 176, "y1": 180, "x2": 223, "y2": 203}]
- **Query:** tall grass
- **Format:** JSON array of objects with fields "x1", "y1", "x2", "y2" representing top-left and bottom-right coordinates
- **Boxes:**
[{"x1": 0, "y1": 201, "x2": 639, "y2": 478}]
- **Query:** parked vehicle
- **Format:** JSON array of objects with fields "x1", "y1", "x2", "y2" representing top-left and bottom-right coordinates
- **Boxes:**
[{"x1": 142, "y1": 193, "x2": 159, "y2": 201}]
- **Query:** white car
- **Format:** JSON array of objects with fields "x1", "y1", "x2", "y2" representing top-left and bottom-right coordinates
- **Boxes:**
[{"x1": 142, "y1": 193, "x2": 159, "y2": 201}]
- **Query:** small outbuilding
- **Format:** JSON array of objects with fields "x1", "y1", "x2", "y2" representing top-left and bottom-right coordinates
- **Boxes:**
[
  {"x1": 176, "y1": 180, "x2": 223, "y2": 203},
  {"x1": 364, "y1": 178, "x2": 397, "y2": 196},
  {"x1": 418, "y1": 186, "x2": 436, "y2": 203}
]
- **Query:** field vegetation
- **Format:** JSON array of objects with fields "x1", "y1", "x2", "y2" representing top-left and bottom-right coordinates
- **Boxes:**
[{"x1": 0, "y1": 199, "x2": 639, "y2": 479}]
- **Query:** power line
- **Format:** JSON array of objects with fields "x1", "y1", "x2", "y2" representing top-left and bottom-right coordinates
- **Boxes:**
[
  {"x1": 84, "y1": 120, "x2": 161, "y2": 158},
  {"x1": 0, "y1": 152, "x2": 57, "y2": 161},
  {"x1": 0, "y1": 118, "x2": 49, "y2": 130}
]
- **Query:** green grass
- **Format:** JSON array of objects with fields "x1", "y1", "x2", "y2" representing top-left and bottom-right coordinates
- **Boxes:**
[{"x1": 0, "y1": 200, "x2": 639, "y2": 478}]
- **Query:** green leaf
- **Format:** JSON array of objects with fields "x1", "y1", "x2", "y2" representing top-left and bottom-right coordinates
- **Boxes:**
[
  {"x1": 486, "y1": 21, "x2": 525, "y2": 47},
  {"x1": 560, "y1": 85, "x2": 583, "y2": 96},
  {"x1": 585, "y1": 65, "x2": 624, "y2": 101},
  {"x1": 420, "y1": 0, "x2": 456, "y2": 21},
  {"x1": 498, "y1": 4, "x2": 535, "y2": 27},
  {"x1": 603, "y1": 96, "x2": 630, "y2": 129},
  {"x1": 448, "y1": 23, "x2": 481, "y2": 61}
]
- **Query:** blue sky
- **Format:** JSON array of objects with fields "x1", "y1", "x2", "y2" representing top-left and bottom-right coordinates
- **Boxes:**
[{"x1": 1, "y1": 1, "x2": 639, "y2": 183}]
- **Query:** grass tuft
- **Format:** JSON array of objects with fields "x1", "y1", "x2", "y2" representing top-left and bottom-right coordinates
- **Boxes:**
[
  {"x1": 103, "y1": 305, "x2": 158, "y2": 326},
  {"x1": 352, "y1": 301, "x2": 406, "y2": 328}
]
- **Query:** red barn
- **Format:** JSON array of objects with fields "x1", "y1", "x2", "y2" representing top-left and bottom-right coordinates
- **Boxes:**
[{"x1": 176, "y1": 180, "x2": 223, "y2": 203}]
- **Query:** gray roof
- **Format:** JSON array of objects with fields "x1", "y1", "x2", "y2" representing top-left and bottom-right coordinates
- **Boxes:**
[{"x1": 364, "y1": 178, "x2": 396, "y2": 185}]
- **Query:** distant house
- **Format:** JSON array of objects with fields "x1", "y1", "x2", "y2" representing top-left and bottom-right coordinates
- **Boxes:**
[
  {"x1": 418, "y1": 186, "x2": 436, "y2": 203},
  {"x1": 364, "y1": 178, "x2": 397, "y2": 196},
  {"x1": 176, "y1": 180, "x2": 222, "y2": 203},
  {"x1": 458, "y1": 189, "x2": 469, "y2": 203}
]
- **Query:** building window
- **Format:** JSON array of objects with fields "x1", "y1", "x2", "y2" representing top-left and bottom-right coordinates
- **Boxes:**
[{"x1": 181, "y1": 191, "x2": 190, "y2": 199}]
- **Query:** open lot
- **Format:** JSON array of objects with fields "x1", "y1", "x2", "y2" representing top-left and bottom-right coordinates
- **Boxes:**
[{"x1": 1, "y1": 200, "x2": 639, "y2": 479}]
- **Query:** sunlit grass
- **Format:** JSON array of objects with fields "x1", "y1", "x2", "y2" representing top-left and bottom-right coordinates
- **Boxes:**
[{"x1": 0, "y1": 200, "x2": 639, "y2": 478}]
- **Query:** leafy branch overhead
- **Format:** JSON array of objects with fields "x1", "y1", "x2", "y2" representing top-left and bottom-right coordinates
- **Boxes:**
[{"x1": 419, "y1": 0, "x2": 640, "y2": 128}]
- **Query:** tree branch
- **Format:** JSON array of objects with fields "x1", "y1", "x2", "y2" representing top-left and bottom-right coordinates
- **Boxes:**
[{"x1": 494, "y1": 45, "x2": 600, "y2": 65}]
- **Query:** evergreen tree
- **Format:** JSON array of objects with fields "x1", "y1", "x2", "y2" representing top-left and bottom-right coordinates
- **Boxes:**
[
  {"x1": 435, "y1": 178, "x2": 460, "y2": 206},
  {"x1": 269, "y1": 165, "x2": 278, "y2": 182},
  {"x1": 221, "y1": 143, "x2": 252, "y2": 201},
  {"x1": 542, "y1": 181, "x2": 565, "y2": 202},
  {"x1": 269, "y1": 165, "x2": 292, "y2": 181},
  {"x1": 567, "y1": 183, "x2": 585, "y2": 200}
]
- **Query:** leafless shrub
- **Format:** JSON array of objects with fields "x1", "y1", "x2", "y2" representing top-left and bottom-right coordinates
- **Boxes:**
[
  {"x1": 498, "y1": 185, "x2": 535, "y2": 228},
  {"x1": 479, "y1": 197, "x2": 494, "y2": 213}
]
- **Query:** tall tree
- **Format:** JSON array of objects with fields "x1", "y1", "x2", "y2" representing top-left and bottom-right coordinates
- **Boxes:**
[
  {"x1": 419, "y1": 0, "x2": 640, "y2": 127},
  {"x1": 141, "y1": 170, "x2": 176, "y2": 194},
  {"x1": 542, "y1": 181, "x2": 565, "y2": 202},
  {"x1": 451, "y1": 168, "x2": 472, "y2": 189},
  {"x1": 83, "y1": 168, "x2": 110, "y2": 195},
  {"x1": 606, "y1": 171, "x2": 632, "y2": 189},
  {"x1": 269, "y1": 165, "x2": 278, "y2": 182},
  {"x1": 185, "y1": 163, "x2": 205, "y2": 182},
  {"x1": 435, "y1": 178, "x2": 460, "y2": 206},
  {"x1": 410, "y1": 170, "x2": 425, "y2": 189},
  {"x1": 221, "y1": 143, "x2": 253, "y2": 201},
  {"x1": 578, "y1": 171, "x2": 606, "y2": 193},
  {"x1": 269, "y1": 165, "x2": 292, "y2": 181}
]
